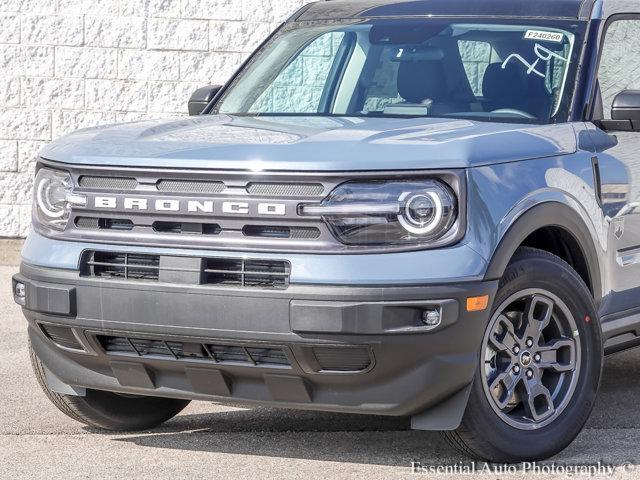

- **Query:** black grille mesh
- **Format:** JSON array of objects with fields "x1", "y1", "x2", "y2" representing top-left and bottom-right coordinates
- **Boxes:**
[
  {"x1": 242, "y1": 225, "x2": 321, "y2": 240},
  {"x1": 75, "y1": 217, "x2": 100, "y2": 229},
  {"x1": 76, "y1": 217, "x2": 134, "y2": 231},
  {"x1": 98, "y1": 335, "x2": 291, "y2": 367},
  {"x1": 313, "y1": 347, "x2": 372, "y2": 372},
  {"x1": 152, "y1": 221, "x2": 222, "y2": 235},
  {"x1": 76, "y1": 219, "x2": 318, "y2": 241},
  {"x1": 156, "y1": 180, "x2": 226, "y2": 194},
  {"x1": 246, "y1": 183, "x2": 324, "y2": 197},
  {"x1": 40, "y1": 324, "x2": 83, "y2": 351},
  {"x1": 78, "y1": 176, "x2": 323, "y2": 197},
  {"x1": 78, "y1": 176, "x2": 138, "y2": 190}
]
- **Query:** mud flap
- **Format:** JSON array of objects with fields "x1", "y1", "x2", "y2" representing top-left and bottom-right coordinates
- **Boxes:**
[{"x1": 410, "y1": 384, "x2": 472, "y2": 431}]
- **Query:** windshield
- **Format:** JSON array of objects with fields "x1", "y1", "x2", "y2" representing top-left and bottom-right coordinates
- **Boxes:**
[{"x1": 214, "y1": 19, "x2": 585, "y2": 124}]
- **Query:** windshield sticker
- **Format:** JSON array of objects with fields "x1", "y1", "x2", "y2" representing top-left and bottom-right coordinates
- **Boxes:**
[
  {"x1": 502, "y1": 43, "x2": 568, "y2": 78},
  {"x1": 524, "y1": 30, "x2": 564, "y2": 43}
]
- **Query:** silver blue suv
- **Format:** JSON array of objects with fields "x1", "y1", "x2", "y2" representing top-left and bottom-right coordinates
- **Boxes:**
[{"x1": 13, "y1": 0, "x2": 640, "y2": 462}]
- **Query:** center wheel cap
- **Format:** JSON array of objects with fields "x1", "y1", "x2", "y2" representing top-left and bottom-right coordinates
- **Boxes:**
[{"x1": 520, "y1": 351, "x2": 533, "y2": 367}]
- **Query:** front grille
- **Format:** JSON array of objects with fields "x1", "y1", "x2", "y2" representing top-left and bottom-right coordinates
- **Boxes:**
[
  {"x1": 76, "y1": 218, "x2": 320, "y2": 240},
  {"x1": 82, "y1": 251, "x2": 291, "y2": 289},
  {"x1": 40, "y1": 324, "x2": 84, "y2": 351},
  {"x1": 76, "y1": 217, "x2": 134, "y2": 231},
  {"x1": 313, "y1": 346, "x2": 372, "y2": 372},
  {"x1": 246, "y1": 183, "x2": 324, "y2": 197},
  {"x1": 75, "y1": 217, "x2": 100, "y2": 229},
  {"x1": 56, "y1": 165, "x2": 366, "y2": 252},
  {"x1": 242, "y1": 225, "x2": 321, "y2": 239},
  {"x1": 78, "y1": 175, "x2": 324, "y2": 197},
  {"x1": 152, "y1": 221, "x2": 222, "y2": 235},
  {"x1": 98, "y1": 335, "x2": 291, "y2": 368},
  {"x1": 157, "y1": 179, "x2": 225, "y2": 194},
  {"x1": 78, "y1": 176, "x2": 138, "y2": 190}
]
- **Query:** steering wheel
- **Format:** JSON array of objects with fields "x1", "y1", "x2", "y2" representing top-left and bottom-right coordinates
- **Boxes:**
[{"x1": 490, "y1": 109, "x2": 536, "y2": 120}]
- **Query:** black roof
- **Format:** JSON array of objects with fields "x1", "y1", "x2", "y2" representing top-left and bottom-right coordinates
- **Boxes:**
[{"x1": 296, "y1": 0, "x2": 596, "y2": 21}]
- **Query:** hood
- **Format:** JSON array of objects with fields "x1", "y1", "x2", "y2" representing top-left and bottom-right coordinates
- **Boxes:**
[{"x1": 41, "y1": 115, "x2": 577, "y2": 171}]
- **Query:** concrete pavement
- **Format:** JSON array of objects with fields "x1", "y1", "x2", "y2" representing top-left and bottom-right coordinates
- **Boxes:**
[{"x1": 2, "y1": 244, "x2": 640, "y2": 479}]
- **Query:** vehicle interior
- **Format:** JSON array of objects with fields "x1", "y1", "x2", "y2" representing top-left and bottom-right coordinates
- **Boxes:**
[
  {"x1": 356, "y1": 23, "x2": 566, "y2": 122},
  {"x1": 217, "y1": 21, "x2": 577, "y2": 124}
]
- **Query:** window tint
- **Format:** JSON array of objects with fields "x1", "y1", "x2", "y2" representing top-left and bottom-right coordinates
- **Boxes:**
[
  {"x1": 599, "y1": 20, "x2": 640, "y2": 119},
  {"x1": 250, "y1": 32, "x2": 345, "y2": 113}
]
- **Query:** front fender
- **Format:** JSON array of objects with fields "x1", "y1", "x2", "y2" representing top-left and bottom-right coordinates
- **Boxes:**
[
  {"x1": 466, "y1": 153, "x2": 606, "y2": 302},
  {"x1": 484, "y1": 200, "x2": 604, "y2": 303}
]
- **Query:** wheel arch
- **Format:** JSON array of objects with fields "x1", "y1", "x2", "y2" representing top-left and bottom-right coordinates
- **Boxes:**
[{"x1": 484, "y1": 202, "x2": 603, "y2": 304}]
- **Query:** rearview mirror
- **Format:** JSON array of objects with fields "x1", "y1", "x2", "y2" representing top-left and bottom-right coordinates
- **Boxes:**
[{"x1": 188, "y1": 85, "x2": 222, "y2": 116}]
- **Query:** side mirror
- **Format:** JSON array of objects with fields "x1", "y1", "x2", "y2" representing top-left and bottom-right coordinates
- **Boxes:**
[
  {"x1": 188, "y1": 85, "x2": 222, "y2": 116},
  {"x1": 609, "y1": 90, "x2": 640, "y2": 130}
]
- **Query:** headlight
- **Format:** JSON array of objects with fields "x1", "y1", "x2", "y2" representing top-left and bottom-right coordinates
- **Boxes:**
[
  {"x1": 300, "y1": 179, "x2": 458, "y2": 246},
  {"x1": 33, "y1": 168, "x2": 86, "y2": 232}
]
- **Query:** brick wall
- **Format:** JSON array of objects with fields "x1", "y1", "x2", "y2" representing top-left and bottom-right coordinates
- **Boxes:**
[
  {"x1": 0, "y1": 0, "x2": 308, "y2": 237},
  {"x1": 253, "y1": 31, "x2": 343, "y2": 112},
  {"x1": 599, "y1": 19, "x2": 640, "y2": 118}
]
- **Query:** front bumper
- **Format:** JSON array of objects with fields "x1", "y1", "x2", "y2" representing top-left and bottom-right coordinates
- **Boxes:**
[{"x1": 14, "y1": 262, "x2": 497, "y2": 423}]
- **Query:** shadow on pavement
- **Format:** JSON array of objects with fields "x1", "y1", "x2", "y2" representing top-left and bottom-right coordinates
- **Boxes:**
[
  {"x1": 113, "y1": 413, "x2": 454, "y2": 467},
  {"x1": 111, "y1": 350, "x2": 640, "y2": 467}
]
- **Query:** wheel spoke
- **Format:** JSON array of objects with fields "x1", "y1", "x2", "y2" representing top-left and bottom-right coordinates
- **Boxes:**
[
  {"x1": 522, "y1": 376, "x2": 555, "y2": 423},
  {"x1": 536, "y1": 338, "x2": 577, "y2": 373},
  {"x1": 521, "y1": 295, "x2": 554, "y2": 344},
  {"x1": 489, "y1": 368, "x2": 520, "y2": 410},
  {"x1": 489, "y1": 315, "x2": 519, "y2": 355}
]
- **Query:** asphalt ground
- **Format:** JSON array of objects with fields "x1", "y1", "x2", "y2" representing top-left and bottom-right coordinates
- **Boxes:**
[{"x1": 2, "y1": 240, "x2": 640, "y2": 479}]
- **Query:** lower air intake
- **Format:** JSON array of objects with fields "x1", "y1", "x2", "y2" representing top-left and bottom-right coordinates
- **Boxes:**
[
  {"x1": 312, "y1": 346, "x2": 372, "y2": 372},
  {"x1": 82, "y1": 252, "x2": 290, "y2": 289},
  {"x1": 40, "y1": 324, "x2": 84, "y2": 351},
  {"x1": 98, "y1": 335, "x2": 291, "y2": 368},
  {"x1": 86, "y1": 252, "x2": 161, "y2": 281}
]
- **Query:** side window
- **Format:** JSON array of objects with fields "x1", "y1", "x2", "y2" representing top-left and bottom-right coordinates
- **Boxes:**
[
  {"x1": 250, "y1": 32, "x2": 345, "y2": 113},
  {"x1": 458, "y1": 40, "x2": 493, "y2": 96},
  {"x1": 598, "y1": 20, "x2": 640, "y2": 119}
]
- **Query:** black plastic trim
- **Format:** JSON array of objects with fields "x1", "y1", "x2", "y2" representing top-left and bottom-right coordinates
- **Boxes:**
[{"x1": 484, "y1": 202, "x2": 602, "y2": 303}]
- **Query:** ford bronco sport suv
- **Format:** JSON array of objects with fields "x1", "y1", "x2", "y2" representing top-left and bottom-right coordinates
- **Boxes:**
[{"x1": 14, "y1": 0, "x2": 640, "y2": 462}]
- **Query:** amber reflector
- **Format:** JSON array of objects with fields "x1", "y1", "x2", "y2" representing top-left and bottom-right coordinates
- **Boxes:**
[{"x1": 467, "y1": 295, "x2": 490, "y2": 312}]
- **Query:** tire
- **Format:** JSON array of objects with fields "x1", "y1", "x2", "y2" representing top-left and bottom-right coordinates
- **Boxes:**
[
  {"x1": 29, "y1": 342, "x2": 190, "y2": 431},
  {"x1": 443, "y1": 247, "x2": 603, "y2": 462}
]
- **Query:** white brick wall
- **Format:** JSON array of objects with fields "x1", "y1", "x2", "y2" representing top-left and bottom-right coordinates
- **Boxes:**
[{"x1": 0, "y1": 0, "x2": 308, "y2": 237}]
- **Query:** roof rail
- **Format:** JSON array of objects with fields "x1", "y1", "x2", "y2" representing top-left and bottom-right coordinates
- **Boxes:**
[
  {"x1": 578, "y1": 0, "x2": 599, "y2": 19},
  {"x1": 299, "y1": 0, "x2": 592, "y2": 21}
]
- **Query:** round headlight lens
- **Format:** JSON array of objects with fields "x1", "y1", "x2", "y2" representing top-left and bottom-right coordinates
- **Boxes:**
[
  {"x1": 33, "y1": 168, "x2": 75, "y2": 231},
  {"x1": 399, "y1": 192, "x2": 442, "y2": 235},
  {"x1": 37, "y1": 177, "x2": 69, "y2": 218}
]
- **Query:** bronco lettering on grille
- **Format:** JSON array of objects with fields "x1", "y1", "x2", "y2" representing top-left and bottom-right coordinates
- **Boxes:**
[{"x1": 93, "y1": 196, "x2": 287, "y2": 216}]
